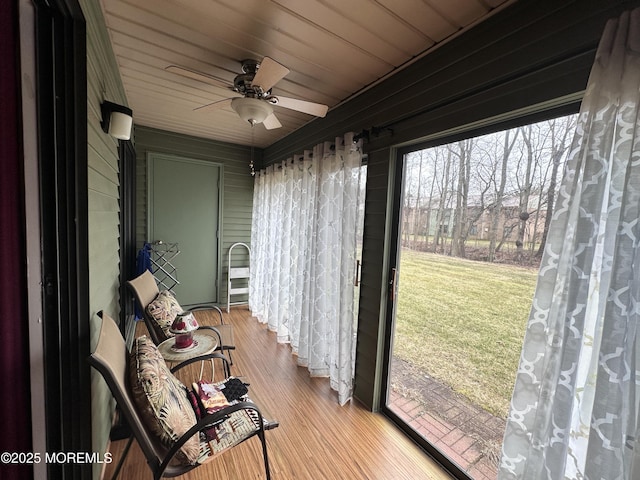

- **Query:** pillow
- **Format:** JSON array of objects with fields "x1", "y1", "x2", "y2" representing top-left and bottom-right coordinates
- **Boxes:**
[
  {"x1": 145, "y1": 290, "x2": 182, "y2": 341},
  {"x1": 128, "y1": 335, "x2": 199, "y2": 465}
]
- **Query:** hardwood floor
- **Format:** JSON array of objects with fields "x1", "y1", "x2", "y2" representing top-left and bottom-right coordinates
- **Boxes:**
[{"x1": 102, "y1": 308, "x2": 453, "y2": 480}]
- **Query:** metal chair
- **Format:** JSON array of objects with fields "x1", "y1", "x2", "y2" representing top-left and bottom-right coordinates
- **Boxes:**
[
  {"x1": 127, "y1": 270, "x2": 235, "y2": 364},
  {"x1": 89, "y1": 312, "x2": 271, "y2": 480}
]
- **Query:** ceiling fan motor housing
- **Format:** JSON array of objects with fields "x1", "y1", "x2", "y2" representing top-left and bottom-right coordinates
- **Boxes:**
[
  {"x1": 240, "y1": 58, "x2": 260, "y2": 74},
  {"x1": 233, "y1": 73, "x2": 256, "y2": 94},
  {"x1": 232, "y1": 59, "x2": 259, "y2": 95},
  {"x1": 234, "y1": 59, "x2": 275, "y2": 98}
]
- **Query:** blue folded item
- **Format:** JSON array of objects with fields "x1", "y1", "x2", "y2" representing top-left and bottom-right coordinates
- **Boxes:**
[{"x1": 134, "y1": 243, "x2": 153, "y2": 319}]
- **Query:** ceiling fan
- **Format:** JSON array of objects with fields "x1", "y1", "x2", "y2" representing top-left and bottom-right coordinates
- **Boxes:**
[{"x1": 166, "y1": 57, "x2": 329, "y2": 129}]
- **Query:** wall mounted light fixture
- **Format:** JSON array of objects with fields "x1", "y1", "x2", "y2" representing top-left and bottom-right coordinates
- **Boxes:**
[{"x1": 101, "y1": 101, "x2": 133, "y2": 140}]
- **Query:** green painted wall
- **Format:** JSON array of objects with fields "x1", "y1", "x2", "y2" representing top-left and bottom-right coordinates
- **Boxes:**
[
  {"x1": 81, "y1": 0, "x2": 128, "y2": 478},
  {"x1": 134, "y1": 126, "x2": 257, "y2": 308}
]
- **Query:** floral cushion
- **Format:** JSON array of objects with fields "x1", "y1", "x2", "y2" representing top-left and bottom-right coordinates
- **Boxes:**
[
  {"x1": 145, "y1": 290, "x2": 181, "y2": 341},
  {"x1": 128, "y1": 335, "x2": 199, "y2": 465}
]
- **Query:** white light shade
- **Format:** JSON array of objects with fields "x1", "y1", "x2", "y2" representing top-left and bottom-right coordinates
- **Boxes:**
[
  {"x1": 101, "y1": 101, "x2": 133, "y2": 140},
  {"x1": 231, "y1": 97, "x2": 273, "y2": 125},
  {"x1": 108, "y1": 111, "x2": 133, "y2": 140}
]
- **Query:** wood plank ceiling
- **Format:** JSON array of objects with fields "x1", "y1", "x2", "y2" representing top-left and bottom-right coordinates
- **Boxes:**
[{"x1": 100, "y1": 0, "x2": 514, "y2": 148}]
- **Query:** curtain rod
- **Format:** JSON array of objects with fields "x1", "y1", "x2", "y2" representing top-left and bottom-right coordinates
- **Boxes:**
[{"x1": 354, "y1": 126, "x2": 393, "y2": 144}]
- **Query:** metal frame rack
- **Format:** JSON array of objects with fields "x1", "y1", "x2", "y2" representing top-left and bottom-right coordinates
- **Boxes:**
[{"x1": 149, "y1": 241, "x2": 180, "y2": 291}]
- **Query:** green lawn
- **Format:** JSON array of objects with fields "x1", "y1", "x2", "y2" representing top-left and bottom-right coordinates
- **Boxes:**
[{"x1": 394, "y1": 249, "x2": 537, "y2": 417}]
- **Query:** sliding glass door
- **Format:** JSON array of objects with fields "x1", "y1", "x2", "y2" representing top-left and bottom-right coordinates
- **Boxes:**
[{"x1": 384, "y1": 114, "x2": 576, "y2": 479}]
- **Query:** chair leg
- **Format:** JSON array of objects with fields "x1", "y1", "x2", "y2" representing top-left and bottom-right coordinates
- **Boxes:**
[
  {"x1": 226, "y1": 348, "x2": 233, "y2": 365},
  {"x1": 110, "y1": 435, "x2": 134, "y2": 480},
  {"x1": 259, "y1": 431, "x2": 271, "y2": 480}
]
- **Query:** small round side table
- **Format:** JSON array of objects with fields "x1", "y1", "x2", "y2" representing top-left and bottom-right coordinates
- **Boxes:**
[{"x1": 158, "y1": 329, "x2": 219, "y2": 379}]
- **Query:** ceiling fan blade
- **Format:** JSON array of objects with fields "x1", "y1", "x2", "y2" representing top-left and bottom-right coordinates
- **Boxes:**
[
  {"x1": 166, "y1": 65, "x2": 229, "y2": 88},
  {"x1": 274, "y1": 96, "x2": 328, "y2": 117},
  {"x1": 252, "y1": 57, "x2": 290, "y2": 92},
  {"x1": 194, "y1": 98, "x2": 233, "y2": 112},
  {"x1": 262, "y1": 113, "x2": 282, "y2": 130}
]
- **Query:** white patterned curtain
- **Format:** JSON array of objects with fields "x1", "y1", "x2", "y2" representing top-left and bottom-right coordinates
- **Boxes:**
[
  {"x1": 499, "y1": 9, "x2": 640, "y2": 480},
  {"x1": 249, "y1": 132, "x2": 364, "y2": 405}
]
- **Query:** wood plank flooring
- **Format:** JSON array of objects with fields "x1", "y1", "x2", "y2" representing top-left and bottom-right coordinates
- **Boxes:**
[{"x1": 102, "y1": 308, "x2": 453, "y2": 480}]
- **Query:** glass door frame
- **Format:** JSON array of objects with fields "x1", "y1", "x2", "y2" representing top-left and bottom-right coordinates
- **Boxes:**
[
  {"x1": 378, "y1": 105, "x2": 580, "y2": 479},
  {"x1": 379, "y1": 146, "x2": 472, "y2": 480}
]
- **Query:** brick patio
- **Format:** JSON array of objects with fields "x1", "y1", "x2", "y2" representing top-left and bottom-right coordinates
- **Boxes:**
[{"x1": 389, "y1": 358, "x2": 505, "y2": 480}]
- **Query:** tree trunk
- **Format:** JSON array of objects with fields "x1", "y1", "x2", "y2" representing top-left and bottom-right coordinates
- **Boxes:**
[
  {"x1": 412, "y1": 152, "x2": 424, "y2": 249},
  {"x1": 516, "y1": 126, "x2": 535, "y2": 263},
  {"x1": 450, "y1": 139, "x2": 475, "y2": 258},
  {"x1": 433, "y1": 149, "x2": 452, "y2": 253},
  {"x1": 488, "y1": 130, "x2": 516, "y2": 262},
  {"x1": 536, "y1": 155, "x2": 560, "y2": 257},
  {"x1": 425, "y1": 162, "x2": 437, "y2": 250},
  {"x1": 536, "y1": 116, "x2": 575, "y2": 257}
]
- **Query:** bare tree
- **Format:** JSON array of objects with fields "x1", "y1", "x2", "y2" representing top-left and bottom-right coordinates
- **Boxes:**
[
  {"x1": 536, "y1": 116, "x2": 576, "y2": 257},
  {"x1": 433, "y1": 148, "x2": 453, "y2": 253},
  {"x1": 412, "y1": 150, "x2": 425, "y2": 249},
  {"x1": 425, "y1": 158, "x2": 437, "y2": 250},
  {"x1": 461, "y1": 137, "x2": 494, "y2": 253},
  {"x1": 516, "y1": 124, "x2": 549, "y2": 262},
  {"x1": 450, "y1": 139, "x2": 474, "y2": 258},
  {"x1": 402, "y1": 154, "x2": 418, "y2": 247},
  {"x1": 488, "y1": 129, "x2": 518, "y2": 262}
]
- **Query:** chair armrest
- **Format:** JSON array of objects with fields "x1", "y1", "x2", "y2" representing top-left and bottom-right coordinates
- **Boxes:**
[
  {"x1": 187, "y1": 304, "x2": 225, "y2": 324},
  {"x1": 158, "y1": 401, "x2": 266, "y2": 474},
  {"x1": 195, "y1": 325, "x2": 223, "y2": 347},
  {"x1": 170, "y1": 352, "x2": 231, "y2": 379}
]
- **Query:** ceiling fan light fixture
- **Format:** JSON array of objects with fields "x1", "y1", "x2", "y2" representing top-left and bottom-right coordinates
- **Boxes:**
[{"x1": 231, "y1": 97, "x2": 273, "y2": 125}]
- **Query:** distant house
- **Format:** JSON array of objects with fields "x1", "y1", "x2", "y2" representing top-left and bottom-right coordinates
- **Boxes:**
[{"x1": 402, "y1": 192, "x2": 549, "y2": 250}]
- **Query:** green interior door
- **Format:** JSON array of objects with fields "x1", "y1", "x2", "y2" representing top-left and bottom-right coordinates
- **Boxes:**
[{"x1": 149, "y1": 154, "x2": 220, "y2": 306}]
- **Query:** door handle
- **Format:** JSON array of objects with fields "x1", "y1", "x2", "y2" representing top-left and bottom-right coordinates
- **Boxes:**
[{"x1": 389, "y1": 267, "x2": 398, "y2": 302}]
